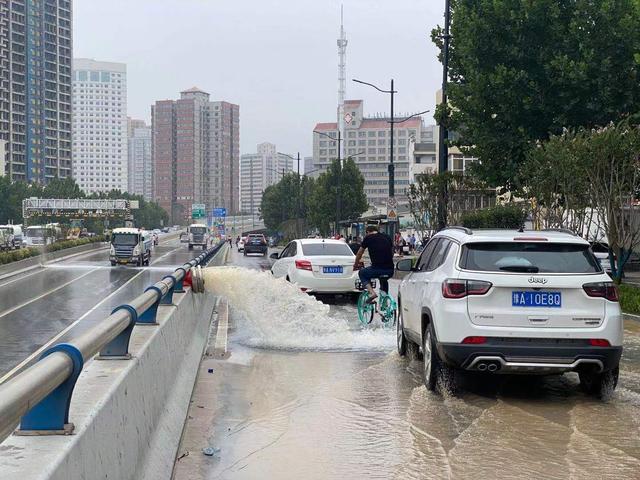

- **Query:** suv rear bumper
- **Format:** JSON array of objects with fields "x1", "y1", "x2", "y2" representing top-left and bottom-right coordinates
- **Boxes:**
[
  {"x1": 437, "y1": 341, "x2": 622, "y2": 374},
  {"x1": 244, "y1": 245, "x2": 267, "y2": 253}
]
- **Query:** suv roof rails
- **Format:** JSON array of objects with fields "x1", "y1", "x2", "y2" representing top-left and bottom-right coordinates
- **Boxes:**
[
  {"x1": 443, "y1": 226, "x2": 473, "y2": 235},
  {"x1": 540, "y1": 228, "x2": 578, "y2": 236}
]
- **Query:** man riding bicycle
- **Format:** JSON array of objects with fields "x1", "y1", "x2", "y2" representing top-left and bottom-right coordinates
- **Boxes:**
[{"x1": 353, "y1": 225, "x2": 394, "y2": 303}]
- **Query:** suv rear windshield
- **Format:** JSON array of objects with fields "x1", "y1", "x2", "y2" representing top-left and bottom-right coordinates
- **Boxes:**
[
  {"x1": 302, "y1": 243, "x2": 354, "y2": 256},
  {"x1": 460, "y1": 242, "x2": 601, "y2": 274}
]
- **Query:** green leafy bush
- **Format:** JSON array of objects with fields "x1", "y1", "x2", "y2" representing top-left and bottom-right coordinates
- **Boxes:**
[
  {"x1": 460, "y1": 204, "x2": 527, "y2": 229},
  {"x1": 619, "y1": 284, "x2": 640, "y2": 316},
  {"x1": 0, "y1": 247, "x2": 40, "y2": 265},
  {"x1": 0, "y1": 236, "x2": 105, "y2": 265}
]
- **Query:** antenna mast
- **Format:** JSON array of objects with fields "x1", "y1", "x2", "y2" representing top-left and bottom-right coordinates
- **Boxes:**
[{"x1": 337, "y1": 5, "x2": 347, "y2": 162}]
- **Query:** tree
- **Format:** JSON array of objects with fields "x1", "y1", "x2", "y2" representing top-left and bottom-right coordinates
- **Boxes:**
[
  {"x1": 408, "y1": 172, "x2": 491, "y2": 236},
  {"x1": 260, "y1": 173, "x2": 317, "y2": 237},
  {"x1": 42, "y1": 177, "x2": 85, "y2": 199},
  {"x1": 523, "y1": 131, "x2": 599, "y2": 236},
  {"x1": 433, "y1": 0, "x2": 640, "y2": 187},
  {"x1": 307, "y1": 158, "x2": 368, "y2": 235},
  {"x1": 0, "y1": 178, "x2": 43, "y2": 224},
  {"x1": 578, "y1": 121, "x2": 640, "y2": 283}
]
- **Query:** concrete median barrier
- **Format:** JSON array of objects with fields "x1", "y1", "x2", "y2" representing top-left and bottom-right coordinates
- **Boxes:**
[{"x1": 0, "y1": 246, "x2": 223, "y2": 479}]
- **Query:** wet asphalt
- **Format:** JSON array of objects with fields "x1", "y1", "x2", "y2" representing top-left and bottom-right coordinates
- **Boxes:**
[
  {"x1": 173, "y1": 248, "x2": 640, "y2": 480},
  {"x1": 0, "y1": 236, "x2": 209, "y2": 380}
]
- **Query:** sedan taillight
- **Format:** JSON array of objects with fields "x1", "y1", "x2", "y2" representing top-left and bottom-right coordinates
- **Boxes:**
[
  {"x1": 442, "y1": 279, "x2": 492, "y2": 299},
  {"x1": 295, "y1": 259, "x2": 313, "y2": 271},
  {"x1": 583, "y1": 282, "x2": 618, "y2": 302}
]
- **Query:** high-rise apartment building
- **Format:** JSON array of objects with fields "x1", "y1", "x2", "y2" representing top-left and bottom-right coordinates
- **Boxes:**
[
  {"x1": 72, "y1": 59, "x2": 127, "y2": 193},
  {"x1": 127, "y1": 121, "x2": 152, "y2": 200},
  {"x1": 240, "y1": 142, "x2": 294, "y2": 216},
  {"x1": 209, "y1": 101, "x2": 240, "y2": 214},
  {"x1": 313, "y1": 99, "x2": 422, "y2": 207},
  {"x1": 152, "y1": 87, "x2": 239, "y2": 223},
  {"x1": 0, "y1": 0, "x2": 73, "y2": 183}
]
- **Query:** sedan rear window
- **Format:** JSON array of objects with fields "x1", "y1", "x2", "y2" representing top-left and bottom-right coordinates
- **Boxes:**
[
  {"x1": 301, "y1": 243, "x2": 354, "y2": 256},
  {"x1": 460, "y1": 242, "x2": 601, "y2": 274}
]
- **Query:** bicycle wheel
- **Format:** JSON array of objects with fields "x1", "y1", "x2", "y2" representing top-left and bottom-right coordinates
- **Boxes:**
[
  {"x1": 378, "y1": 293, "x2": 397, "y2": 327},
  {"x1": 357, "y1": 291, "x2": 375, "y2": 326}
]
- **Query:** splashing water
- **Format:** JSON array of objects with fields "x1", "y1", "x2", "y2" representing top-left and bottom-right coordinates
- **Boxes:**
[{"x1": 201, "y1": 266, "x2": 395, "y2": 351}]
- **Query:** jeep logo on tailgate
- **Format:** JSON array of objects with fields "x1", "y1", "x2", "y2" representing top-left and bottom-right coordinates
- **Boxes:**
[{"x1": 528, "y1": 277, "x2": 548, "y2": 285}]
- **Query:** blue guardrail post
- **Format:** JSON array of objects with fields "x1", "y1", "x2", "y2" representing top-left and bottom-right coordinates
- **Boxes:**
[
  {"x1": 17, "y1": 343, "x2": 84, "y2": 435},
  {"x1": 97, "y1": 305, "x2": 138, "y2": 359}
]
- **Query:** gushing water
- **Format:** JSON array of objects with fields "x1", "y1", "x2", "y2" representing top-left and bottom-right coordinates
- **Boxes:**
[{"x1": 201, "y1": 266, "x2": 395, "y2": 351}]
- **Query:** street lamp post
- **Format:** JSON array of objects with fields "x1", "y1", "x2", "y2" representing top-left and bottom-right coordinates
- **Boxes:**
[
  {"x1": 314, "y1": 130, "x2": 342, "y2": 235},
  {"x1": 437, "y1": 0, "x2": 452, "y2": 230},
  {"x1": 352, "y1": 78, "x2": 429, "y2": 233},
  {"x1": 278, "y1": 151, "x2": 304, "y2": 238}
]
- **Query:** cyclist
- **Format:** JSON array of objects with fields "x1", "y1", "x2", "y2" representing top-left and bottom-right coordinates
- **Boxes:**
[{"x1": 353, "y1": 225, "x2": 394, "y2": 303}]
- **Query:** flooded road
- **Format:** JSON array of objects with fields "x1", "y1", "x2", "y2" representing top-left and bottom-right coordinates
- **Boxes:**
[{"x1": 174, "y1": 248, "x2": 640, "y2": 479}]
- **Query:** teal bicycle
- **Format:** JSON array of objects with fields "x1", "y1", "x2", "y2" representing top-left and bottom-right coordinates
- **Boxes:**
[{"x1": 356, "y1": 276, "x2": 398, "y2": 327}]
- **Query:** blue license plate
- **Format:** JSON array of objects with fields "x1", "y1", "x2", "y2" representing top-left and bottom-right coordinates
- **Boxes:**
[
  {"x1": 323, "y1": 266, "x2": 343, "y2": 274},
  {"x1": 512, "y1": 291, "x2": 561, "y2": 308}
]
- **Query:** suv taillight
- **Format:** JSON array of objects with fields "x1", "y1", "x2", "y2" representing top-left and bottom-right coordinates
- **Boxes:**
[
  {"x1": 295, "y1": 260, "x2": 313, "y2": 271},
  {"x1": 583, "y1": 282, "x2": 618, "y2": 302},
  {"x1": 442, "y1": 279, "x2": 492, "y2": 299}
]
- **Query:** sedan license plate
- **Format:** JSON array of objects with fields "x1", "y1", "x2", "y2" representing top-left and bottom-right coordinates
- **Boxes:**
[
  {"x1": 323, "y1": 266, "x2": 343, "y2": 274},
  {"x1": 512, "y1": 291, "x2": 561, "y2": 308}
]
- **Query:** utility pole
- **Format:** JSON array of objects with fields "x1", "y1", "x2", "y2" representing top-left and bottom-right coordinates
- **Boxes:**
[
  {"x1": 336, "y1": 130, "x2": 342, "y2": 237},
  {"x1": 297, "y1": 152, "x2": 302, "y2": 238},
  {"x1": 437, "y1": 0, "x2": 451, "y2": 231},
  {"x1": 389, "y1": 79, "x2": 395, "y2": 198}
]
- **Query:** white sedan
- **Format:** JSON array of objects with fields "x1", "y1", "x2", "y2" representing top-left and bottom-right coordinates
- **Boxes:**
[
  {"x1": 270, "y1": 239, "x2": 360, "y2": 294},
  {"x1": 237, "y1": 239, "x2": 245, "y2": 252}
]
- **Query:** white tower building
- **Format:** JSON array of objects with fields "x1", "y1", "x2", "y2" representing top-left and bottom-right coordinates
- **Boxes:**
[{"x1": 72, "y1": 59, "x2": 127, "y2": 193}]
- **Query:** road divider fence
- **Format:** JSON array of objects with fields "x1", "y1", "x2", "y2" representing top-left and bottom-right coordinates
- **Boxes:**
[{"x1": 0, "y1": 241, "x2": 226, "y2": 442}]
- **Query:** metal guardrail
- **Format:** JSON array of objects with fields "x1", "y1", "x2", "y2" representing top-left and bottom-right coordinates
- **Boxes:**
[{"x1": 0, "y1": 241, "x2": 226, "y2": 442}]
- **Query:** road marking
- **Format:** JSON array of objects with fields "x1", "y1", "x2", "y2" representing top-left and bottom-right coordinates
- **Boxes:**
[
  {"x1": 213, "y1": 299, "x2": 229, "y2": 356},
  {"x1": 0, "y1": 271, "x2": 145, "y2": 384},
  {"x1": 0, "y1": 244, "x2": 184, "y2": 384},
  {"x1": 0, "y1": 269, "x2": 96, "y2": 320},
  {"x1": 0, "y1": 234, "x2": 179, "y2": 286}
]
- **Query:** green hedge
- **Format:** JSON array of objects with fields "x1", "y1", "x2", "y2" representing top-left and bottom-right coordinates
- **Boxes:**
[
  {"x1": 0, "y1": 247, "x2": 41, "y2": 265},
  {"x1": 0, "y1": 235, "x2": 105, "y2": 265},
  {"x1": 460, "y1": 204, "x2": 527, "y2": 229},
  {"x1": 45, "y1": 235, "x2": 105, "y2": 253},
  {"x1": 619, "y1": 283, "x2": 640, "y2": 315}
]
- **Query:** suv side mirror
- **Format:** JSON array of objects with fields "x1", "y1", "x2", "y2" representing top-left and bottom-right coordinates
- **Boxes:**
[
  {"x1": 269, "y1": 252, "x2": 280, "y2": 260},
  {"x1": 396, "y1": 258, "x2": 413, "y2": 272}
]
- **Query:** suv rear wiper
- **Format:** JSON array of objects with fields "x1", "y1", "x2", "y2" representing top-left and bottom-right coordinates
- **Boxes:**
[{"x1": 498, "y1": 265, "x2": 540, "y2": 273}]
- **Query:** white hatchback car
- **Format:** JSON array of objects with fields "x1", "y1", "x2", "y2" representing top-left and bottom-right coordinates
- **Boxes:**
[
  {"x1": 270, "y1": 238, "x2": 359, "y2": 294},
  {"x1": 396, "y1": 227, "x2": 623, "y2": 397}
]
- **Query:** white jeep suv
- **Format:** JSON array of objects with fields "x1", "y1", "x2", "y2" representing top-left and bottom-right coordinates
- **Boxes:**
[{"x1": 396, "y1": 227, "x2": 623, "y2": 397}]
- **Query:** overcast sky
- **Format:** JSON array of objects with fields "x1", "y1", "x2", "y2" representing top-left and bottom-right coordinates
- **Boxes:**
[{"x1": 74, "y1": 0, "x2": 444, "y2": 161}]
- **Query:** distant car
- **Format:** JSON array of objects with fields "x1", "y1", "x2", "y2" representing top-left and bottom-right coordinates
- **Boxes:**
[
  {"x1": 590, "y1": 241, "x2": 615, "y2": 273},
  {"x1": 180, "y1": 232, "x2": 189, "y2": 243},
  {"x1": 161, "y1": 227, "x2": 170, "y2": 233},
  {"x1": 244, "y1": 234, "x2": 268, "y2": 256},
  {"x1": 153, "y1": 229, "x2": 161, "y2": 235},
  {"x1": 269, "y1": 239, "x2": 360, "y2": 294},
  {"x1": 237, "y1": 239, "x2": 245, "y2": 252}
]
